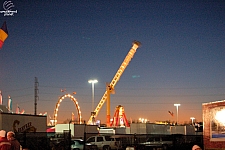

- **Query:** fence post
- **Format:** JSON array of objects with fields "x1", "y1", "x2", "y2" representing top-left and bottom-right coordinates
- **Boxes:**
[{"x1": 83, "y1": 121, "x2": 86, "y2": 150}]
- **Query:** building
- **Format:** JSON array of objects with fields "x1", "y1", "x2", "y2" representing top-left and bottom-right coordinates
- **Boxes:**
[
  {"x1": 0, "y1": 112, "x2": 47, "y2": 132},
  {"x1": 130, "y1": 123, "x2": 195, "y2": 135},
  {"x1": 203, "y1": 100, "x2": 225, "y2": 149}
]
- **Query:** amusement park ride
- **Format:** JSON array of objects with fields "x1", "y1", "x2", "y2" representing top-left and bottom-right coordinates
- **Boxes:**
[
  {"x1": 110, "y1": 105, "x2": 130, "y2": 127},
  {"x1": 52, "y1": 41, "x2": 141, "y2": 127}
]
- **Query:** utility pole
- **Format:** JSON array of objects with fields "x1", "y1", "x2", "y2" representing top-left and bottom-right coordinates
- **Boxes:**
[{"x1": 34, "y1": 77, "x2": 39, "y2": 115}]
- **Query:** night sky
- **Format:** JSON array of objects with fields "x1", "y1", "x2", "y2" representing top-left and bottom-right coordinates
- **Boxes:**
[{"x1": 0, "y1": 0, "x2": 225, "y2": 124}]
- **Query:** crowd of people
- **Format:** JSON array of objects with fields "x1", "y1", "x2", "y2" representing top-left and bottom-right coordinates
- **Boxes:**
[{"x1": 0, "y1": 130, "x2": 20, "y2": 150}]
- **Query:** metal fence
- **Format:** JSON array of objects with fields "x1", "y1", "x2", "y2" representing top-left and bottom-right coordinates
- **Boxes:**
[
  {"x1": 99, "y1": 133, "x2": 203, "y2": 150},
  {"x1": 15, "y1": 132, "x2": 203, "y2": 150},
  {"x1": 16, "y1": 132, "x2": 51, "y2": 150}
]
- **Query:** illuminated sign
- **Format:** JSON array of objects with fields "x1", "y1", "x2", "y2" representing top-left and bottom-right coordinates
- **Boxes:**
[{"x1": 210, "y1": 107, "x2": 225, "y2": 141}]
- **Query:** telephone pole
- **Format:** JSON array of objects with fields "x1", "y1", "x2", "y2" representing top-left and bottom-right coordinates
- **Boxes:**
[{"x1": 34, "y1": 77, "x2": 39, "y2": 115}]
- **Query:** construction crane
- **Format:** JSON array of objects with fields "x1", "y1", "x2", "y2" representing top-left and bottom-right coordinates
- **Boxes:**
[{"x1": 88, "y1": 41, "x2": 141, "y2": 125}]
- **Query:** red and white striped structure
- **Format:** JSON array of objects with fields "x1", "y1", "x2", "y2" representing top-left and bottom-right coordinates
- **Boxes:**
[{"x1": 110, "y1": 105, "x2": 130, "y2": 127}]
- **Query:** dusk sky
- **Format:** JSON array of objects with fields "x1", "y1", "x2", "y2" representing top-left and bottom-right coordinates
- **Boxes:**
[{"x1": 0, "y1": 0, "x2": 225, "y2": 124}]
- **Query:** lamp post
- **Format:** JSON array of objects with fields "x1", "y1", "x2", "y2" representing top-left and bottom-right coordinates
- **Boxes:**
[
  {"x1": 190, "y1": 117, "x2": 195, "y2": 125},
  {"x1": 88, "y1": 79, "x2": 98, "y2": 112},
  {"x1": 174, "y1": 103, "x2": 180, "y2": 125}
]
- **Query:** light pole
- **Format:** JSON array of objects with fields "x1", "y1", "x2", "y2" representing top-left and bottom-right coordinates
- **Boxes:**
[
  {"x1": 190, "y1": 117, "x2": 195, "y2": 125},
  {"x1": 88, "y1": 79, "x2": 98, "y2": 112},
  {"x1": 174, "y1": 103, "x2": 180, "y2": 125}
]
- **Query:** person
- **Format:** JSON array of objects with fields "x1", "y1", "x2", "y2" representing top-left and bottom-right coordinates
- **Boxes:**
[
  {"x1": 192, "y1": 145, "x2": 202, "y2": 150},
  {"x1": 0, "y1": 130, "x2": 11, "y2": 150},
  {"x1": 6, "y1": 131, "x2": 20, "y2": 150}
]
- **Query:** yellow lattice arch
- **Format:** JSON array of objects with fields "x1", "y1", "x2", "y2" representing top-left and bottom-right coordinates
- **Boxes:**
[{"x1": 53, "y1": 94, "x2": 82, "y2": 125}]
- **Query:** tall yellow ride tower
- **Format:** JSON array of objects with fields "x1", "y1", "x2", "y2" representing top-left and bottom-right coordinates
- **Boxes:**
[{"x1": 88, "y1": 41, "x2": 141, "y2": 126}]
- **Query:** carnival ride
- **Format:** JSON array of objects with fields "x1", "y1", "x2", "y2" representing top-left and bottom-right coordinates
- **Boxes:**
[
  {"x1": 53, "y1": 94, "x2": 82, "y2": 125},
  {"x1": 110, "y1": 105, "x2": 129, "y2": 127},
  {"x1": 52, "y1": 41, "x2": 140, "y2": 126},
  {"x1": 87, "y1": 41, "x2": 141, "y2": 126}
]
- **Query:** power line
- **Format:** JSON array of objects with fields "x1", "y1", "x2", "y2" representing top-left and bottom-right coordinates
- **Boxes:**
[{"x1": 2, "y1": 87, "x2": 33, "y2": 92}]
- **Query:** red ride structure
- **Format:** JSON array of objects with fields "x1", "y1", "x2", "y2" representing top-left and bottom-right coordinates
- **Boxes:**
[{"x1": 110, "y1": 105, "x2": 130, "y2": 127}]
